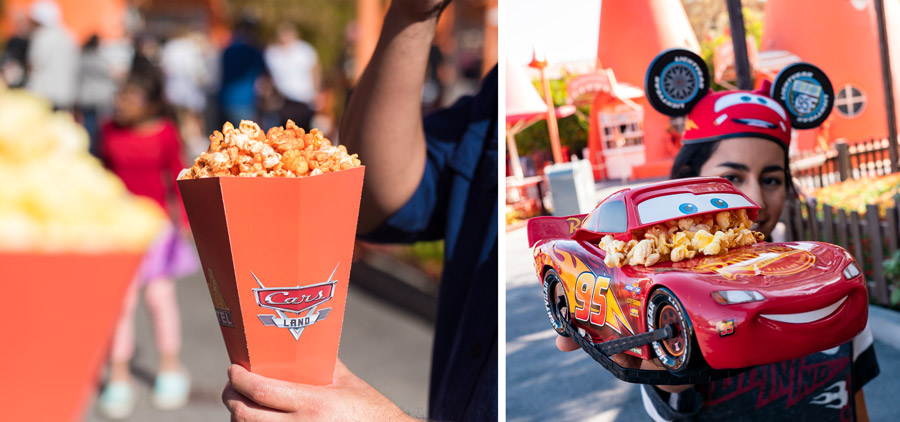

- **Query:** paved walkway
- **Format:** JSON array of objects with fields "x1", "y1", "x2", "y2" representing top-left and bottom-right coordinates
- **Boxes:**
[
  {"x1": 84, "y1": 264, "x2": 433, "y2": 421},
  {"x1": 506, "y1": 227, "x2": 900, "y2": 421}
]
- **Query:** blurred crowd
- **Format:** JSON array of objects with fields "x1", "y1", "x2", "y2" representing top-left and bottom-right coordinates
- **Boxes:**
[
  {"x1": 0, "y1": 2, "x2": 485, "y2": 419},
  {"x1": 0, "y1": 1, "x2": 354, "y2": 165},
  {"x1": 0, "y1": 1, "x2": 477, "y2": 170},
  {"x1": 0, "y1": 2, "x2": 348, "y2": 417}
]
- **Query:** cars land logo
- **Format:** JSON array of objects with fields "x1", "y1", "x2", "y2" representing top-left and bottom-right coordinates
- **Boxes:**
[{"x1": 251, "y1": 264, "x2": 338, "y2": 340}]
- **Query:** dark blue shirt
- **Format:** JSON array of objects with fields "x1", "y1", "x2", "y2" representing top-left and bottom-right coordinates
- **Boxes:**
[
  {"x1": 219, "y1": 37, "x2": 267, "y2": 108},
  {"x1": 362, "y1": 67, "x2": 498, "y2": 421}
]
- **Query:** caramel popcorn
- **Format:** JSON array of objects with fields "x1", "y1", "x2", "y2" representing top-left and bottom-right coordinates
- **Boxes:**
[
  {"x1": 180, "y1": 120, "x2": 361, "y2": 179},
  {"x1": 599, "y1": 209, "x2": 765, "y2": 268}
]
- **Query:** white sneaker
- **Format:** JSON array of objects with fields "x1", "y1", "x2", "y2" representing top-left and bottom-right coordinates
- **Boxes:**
[
  {"x1": 153, "y1": 370, "x2": 191, "y2": 410},
  {"x1": 98, "y1": 381, "x2": 136, "y2": 420}
]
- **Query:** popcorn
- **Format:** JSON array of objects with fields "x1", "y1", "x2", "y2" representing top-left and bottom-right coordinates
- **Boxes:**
[
  {"x1": 599, "y1": 209, "x2": 765, "y2": 267},
  {"x1": 180, "y1": 120, "x2": 361, "y2": 179},
  {"x1": 0, "y1": 89, "x2": 166, "y2": 252}
]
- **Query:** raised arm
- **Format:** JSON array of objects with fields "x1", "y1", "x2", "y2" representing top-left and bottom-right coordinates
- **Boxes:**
[{"x1": 339, "y1": 1, "x2": 449, "y2": 234}]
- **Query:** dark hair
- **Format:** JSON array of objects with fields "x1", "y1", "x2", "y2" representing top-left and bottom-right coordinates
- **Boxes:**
[
  {"x1": 83, "y1": 34, "x2": 100, "y2": 51},
  {"x1": 123, "y1": 66, "x2": 168, "y2": 118},
  {"x1": 669, "y1": 139, "x2": 797, "y2": 196},
  {"x1": 235, "y1": 15, "x2": 260, "y2": 36},
  {"x1": 670, "y1": 141, "x2": 721, "y2": 179}
]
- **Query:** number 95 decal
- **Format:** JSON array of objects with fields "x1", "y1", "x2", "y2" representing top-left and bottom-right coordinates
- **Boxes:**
[
  {"x1": 718, "y1": 319, "x2": 735, "y2": 336},
  {"x1": 572, "y1": 272, "x2": 634, "y2": 335}
]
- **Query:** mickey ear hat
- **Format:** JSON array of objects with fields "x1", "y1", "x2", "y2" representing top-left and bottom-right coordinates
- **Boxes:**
[{"x1": 645, "y1": 48, "x2": 834, "y2": 151}]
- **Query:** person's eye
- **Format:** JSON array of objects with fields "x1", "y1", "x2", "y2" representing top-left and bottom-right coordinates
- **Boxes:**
[
  {"x1": 762, "y1": 176, "x2": 784, "y2": 188},
  {"x1": 720, "y1": 174, "x2": 742, "y2": 184}
]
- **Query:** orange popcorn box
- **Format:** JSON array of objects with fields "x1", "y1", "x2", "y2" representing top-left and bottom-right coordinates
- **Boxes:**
[
  {"x1": 178, "y1": 166, "x2": 364, "y2": 385},
  {"x1": 0, "y1": 253, "x2": 143, "y2": 422}
]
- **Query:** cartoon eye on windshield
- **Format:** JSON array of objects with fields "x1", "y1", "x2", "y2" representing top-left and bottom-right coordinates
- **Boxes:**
[
  {"x1": 679, "y1": 203, "x2": 698, "y2": 214},
  {"x1": 637, "y1": 193, "x2": 755, "y2": 225}
]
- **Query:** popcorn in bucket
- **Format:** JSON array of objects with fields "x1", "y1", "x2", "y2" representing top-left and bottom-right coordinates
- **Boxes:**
[{"x1": 179, "y1": 120, "x2": 364, "y2": 385}]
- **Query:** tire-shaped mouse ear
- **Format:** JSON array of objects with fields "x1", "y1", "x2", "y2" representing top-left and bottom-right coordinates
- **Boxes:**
[
  {"x1": 645, "y1": 49, "x2": 710, "y2": 116},
  {"x1": 770, "y1": 63, "x2": 834, "y2": 129}
]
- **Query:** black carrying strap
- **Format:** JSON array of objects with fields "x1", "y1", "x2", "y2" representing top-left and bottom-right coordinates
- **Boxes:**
[{"x1": 563, "y1": 321, "x2": 749, "y2": 385}]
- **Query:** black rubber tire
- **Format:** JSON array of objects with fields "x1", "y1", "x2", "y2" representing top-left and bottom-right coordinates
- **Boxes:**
[
  {"x1": 542, "y1": 269, "x2": 570, "y2": 337},
  {"x1": 646, "y1": 287, "x2": 709, "y2": 375},
  {"x1": 644, "y1": 48, "x2": 709, "y2": 116}
]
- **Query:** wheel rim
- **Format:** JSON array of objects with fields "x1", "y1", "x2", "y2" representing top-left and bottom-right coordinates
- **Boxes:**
[
  {"x1": 553, "y1": 281, "x2": 569, "y2": 325},
  {"x1": 662, "y1": 64, "x2": 696, "y2": 102},
  {"x1": 658, "y1": 304, "x2": 686, "y2": 357}
]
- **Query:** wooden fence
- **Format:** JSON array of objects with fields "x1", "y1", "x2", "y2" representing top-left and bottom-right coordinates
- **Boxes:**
[
  {"x1": 791, "y1": 138, "x2": 893, "y2": 192},
  {"x1": 782, "y1": 199, "x2": 895, "y2": 306},
  {"x1": 784, "y1": 138, "x2": 900, "y2": 306}
]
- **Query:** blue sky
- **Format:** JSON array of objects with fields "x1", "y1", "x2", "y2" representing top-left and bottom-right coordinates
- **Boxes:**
[{"x1": 505, "y1": 0, "x2": 601, "y2": 66}]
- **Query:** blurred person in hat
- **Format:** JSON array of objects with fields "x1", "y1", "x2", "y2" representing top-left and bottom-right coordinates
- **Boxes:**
[
  {"x1": 25, "y1": 0, "x2": 79, "y2": 111},
  {"x1": 556, "y1": 50, "x2": 879, "y2": 422},
  {"x1": 221, "y1": 0, "x2": 498, "y2": 421}
]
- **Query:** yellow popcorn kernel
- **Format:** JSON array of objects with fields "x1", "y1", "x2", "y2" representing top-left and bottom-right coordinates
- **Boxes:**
[
  {"x1": 677, "y1": 217, "x2": 697, "y2": 231},
  {"x1": 691, "y1": 229, "x2": 715, "y2": 251},
  {"x1": 716, "y1": 211, "x2": 733, "y2": 231},
  {"x1": 628, "y1": 239, "x2": 654, "y2": 266},
  {"x1": 672, "y1": 231, "x2": 690, "y2": 248}
]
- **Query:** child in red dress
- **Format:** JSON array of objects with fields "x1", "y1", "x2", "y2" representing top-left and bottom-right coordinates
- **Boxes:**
[{"x1": 97, "y1": 67, "x2": 198, "y2": 419}]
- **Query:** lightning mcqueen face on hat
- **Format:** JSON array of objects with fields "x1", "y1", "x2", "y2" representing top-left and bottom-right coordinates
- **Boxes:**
[
  {"x1": 527, "y1": 177, "x2": 868, "y2": 373},
  {"x1": 682, "y1": 90, "x2": 792, "y2": 147}
]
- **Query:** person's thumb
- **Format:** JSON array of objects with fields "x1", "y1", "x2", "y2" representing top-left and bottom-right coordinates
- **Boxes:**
[
  {"x1": 227, "y1": 364, "x2": 314, "y2": 412},
  {"x1": 556, "y1": 335, "x2": 580, "y2": 352}
]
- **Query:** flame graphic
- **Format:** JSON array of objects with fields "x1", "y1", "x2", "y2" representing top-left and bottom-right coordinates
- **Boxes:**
[
  {"x1": 694, "y1": 246, "x2": 815, "y2": 280},
  {"x1": 551, "y1": 244, "x2": 634, "y2": 335},
  {"x1": 603, "y1": 281, "x2": 634, "y2": 334}
]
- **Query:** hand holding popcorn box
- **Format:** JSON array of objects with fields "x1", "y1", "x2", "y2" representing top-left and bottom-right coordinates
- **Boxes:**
[
  {"x1": 0, "y1": 90, "x2": 164, "y2": 421},
  {"x1": 178, "y1": 120, "x2": 363, "y2": 385}
]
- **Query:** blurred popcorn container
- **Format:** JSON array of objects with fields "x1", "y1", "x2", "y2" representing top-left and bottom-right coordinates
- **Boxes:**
[
  {"x1": 0, "y1": 253, "x2": 143, "y2": 422},
  {"x1": 0, "y1": 88, "x2": 165, "y2": 421},
  {"x1": 178, "y1": 166, "x2": 364, "y2": 385}
]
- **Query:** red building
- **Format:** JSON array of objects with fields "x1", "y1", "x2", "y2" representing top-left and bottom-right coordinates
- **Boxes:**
[
  {"x1": 761, "y1": 0, "x2": 900, "y2": 151},
  {"x1": 589, "y1": 0, "x2": 699, "y2": 181}
]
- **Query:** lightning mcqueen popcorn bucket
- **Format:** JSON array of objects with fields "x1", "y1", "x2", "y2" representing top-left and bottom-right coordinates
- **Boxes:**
[{"x1": 178, "y1": 166, "x2": 364, "y2": 385}]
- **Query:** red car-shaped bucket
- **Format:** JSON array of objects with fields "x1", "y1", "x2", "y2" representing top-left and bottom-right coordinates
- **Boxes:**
[{"x1": 528, "y1": 177, "x2": 868, "y2": 376}]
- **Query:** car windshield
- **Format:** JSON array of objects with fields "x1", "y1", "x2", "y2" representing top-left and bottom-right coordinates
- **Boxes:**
[
  {"x1": 584, "y1": 200, "x2": 627, "y2": 233},
  {"x1": 636, "y1": 192, "x2": 753, "y2": 225}
]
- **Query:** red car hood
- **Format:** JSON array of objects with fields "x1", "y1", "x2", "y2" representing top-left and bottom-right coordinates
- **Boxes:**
[{"x1": 624, "y1": 241, "x2": 848, "y2": 290}]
